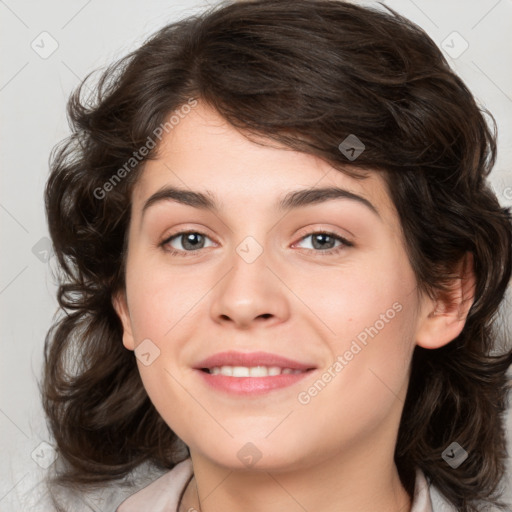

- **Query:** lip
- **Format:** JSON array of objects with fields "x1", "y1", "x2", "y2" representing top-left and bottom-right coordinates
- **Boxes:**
[
  {"x1": 194, "y1": 350, "x2": 316, "y2": 371},
  {"x1": 193, "y1": 351, "x2": 317, "y2": 396}
]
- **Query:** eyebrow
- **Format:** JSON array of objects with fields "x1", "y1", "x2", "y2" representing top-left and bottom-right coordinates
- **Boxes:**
[{"x1": 141, "y1": 185, "x2": 379, "y2": 218}]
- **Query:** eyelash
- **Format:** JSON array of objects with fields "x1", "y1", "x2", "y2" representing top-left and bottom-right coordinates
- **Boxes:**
[{"x1": 159, "y1": 229, "x2": 353, "y2": 257}]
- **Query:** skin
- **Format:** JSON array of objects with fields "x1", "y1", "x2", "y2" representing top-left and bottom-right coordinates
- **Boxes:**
[{"x1": 114, "y1": 101, "x2": 475, "y2": 512}]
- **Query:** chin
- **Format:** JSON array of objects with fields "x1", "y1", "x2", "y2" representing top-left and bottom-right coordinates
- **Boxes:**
[{"x1": 191, "y1": 436, "x2": 318, "y2": 473}]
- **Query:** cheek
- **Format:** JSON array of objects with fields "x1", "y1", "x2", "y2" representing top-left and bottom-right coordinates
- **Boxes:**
[
  {"x1": 122, "y1": 257, "x2": 214, "y2": 415},
  {"x1": 305, "y1": 249, "x2": 419, "y2": 416},
  {"x1": 305, "y1": 248, "x2": 417, "y2": 349},
  {"x1": 122, "y1": 264, "x2": 200, "y2": 435},
  {"x1": 125, "y1": 256, "x2": 206, "y2": 342},
  {"x1": 292, "y1": 300, "x2": 418, "y2": 462}
]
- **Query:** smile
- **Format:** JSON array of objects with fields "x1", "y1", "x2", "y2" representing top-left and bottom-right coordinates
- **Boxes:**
[
  {"x1": 193, "y1": 350, "x2": 317, "y2": 395},
  {"x1": 204, "y1": 366, "x2": 305, "y2": 377}
]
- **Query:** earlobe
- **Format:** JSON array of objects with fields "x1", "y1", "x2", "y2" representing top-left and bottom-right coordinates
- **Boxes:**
[
  {"x1": 415, "y1": 253, "x2": 476, "y2": 350},
  {"x1": 112, "y1": 291, "x2": 135, "y2": 351}
]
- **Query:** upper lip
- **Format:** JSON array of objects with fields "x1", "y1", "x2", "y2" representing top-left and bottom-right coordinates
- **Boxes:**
[{"x1": 194, "y1": 351, "x2": 316, "y2": 371}]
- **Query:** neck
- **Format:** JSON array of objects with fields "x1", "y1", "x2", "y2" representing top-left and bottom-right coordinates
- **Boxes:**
[{"x1": 180, "y1": 440, "x2": 412, "y2": 512}]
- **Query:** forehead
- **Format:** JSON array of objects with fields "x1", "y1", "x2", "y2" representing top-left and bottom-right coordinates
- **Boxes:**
[{"x1": 131, "y1": 101, "x2": 395, "y2": 220}]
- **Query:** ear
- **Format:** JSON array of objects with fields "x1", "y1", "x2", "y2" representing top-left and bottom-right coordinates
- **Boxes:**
[
  {"x1": 415, "y1": 253, "x2": 476, "y2": 349},
  {"x1": 112, "y1": 290, "x2": 135, "y2": 351}
]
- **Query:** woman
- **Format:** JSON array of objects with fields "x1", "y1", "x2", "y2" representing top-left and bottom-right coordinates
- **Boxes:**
[{"x1": 42, "y1": 1, "x2": 512, "y2": 511}]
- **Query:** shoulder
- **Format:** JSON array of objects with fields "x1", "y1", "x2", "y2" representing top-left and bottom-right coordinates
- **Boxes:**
[
  {"x1": 116, "y1": 458, "x2": 193, "y2": 512},
  {"x1": 412, "y1": 468, "x2": 457, "y2": 512}
]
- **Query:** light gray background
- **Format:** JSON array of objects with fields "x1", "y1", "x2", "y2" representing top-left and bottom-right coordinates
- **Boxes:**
[{"x1": 1, "y1": 0, "x2": 511, "y2": 510}]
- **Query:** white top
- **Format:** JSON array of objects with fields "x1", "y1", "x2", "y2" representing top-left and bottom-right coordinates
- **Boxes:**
[{"x1": 116, "y1": 458, "x2": 457, "y2": 512}]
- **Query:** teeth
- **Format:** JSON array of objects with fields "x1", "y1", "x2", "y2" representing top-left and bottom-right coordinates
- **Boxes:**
[
  {"x1": 208, "y1": 366, "x2": 303, "y2": 377},
  {"x1": 220, "y1": 365, "x2": 233, "y2": 376},
  {"x1": 268, "y1": 366, "x2": 282, "y2": 376},
  {"x1": 232, "y1": 366, "x2": 250, "y2": 377},
  {"x1": 249, "y1": 366, "x2": 268, "y2": 377}
]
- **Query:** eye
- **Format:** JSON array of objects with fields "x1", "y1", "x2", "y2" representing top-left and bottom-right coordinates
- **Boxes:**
[
  {"x1": 160, "y1": 231, "x2": 215, "y2": 256},
  {"x1": 293, "y1": 231, "x2": 352, "y2": 255},
  {"x1": 160, "y1": 229, "x2": 352, "y2": 257}
]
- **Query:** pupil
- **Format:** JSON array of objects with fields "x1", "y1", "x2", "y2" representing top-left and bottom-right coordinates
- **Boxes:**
[
  {"x1": 184, "y1": 233, "x2": 203, "y2": 250},
  {"x1": 314, "y1": 233, "x2": 333, "y2": 250}
]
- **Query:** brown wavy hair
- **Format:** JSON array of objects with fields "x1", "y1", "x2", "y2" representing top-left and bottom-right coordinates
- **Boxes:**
[{"x1": 42, "y1": 0, "x2": 512, "y2": 510}]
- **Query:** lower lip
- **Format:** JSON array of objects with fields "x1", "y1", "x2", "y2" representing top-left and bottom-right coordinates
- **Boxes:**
[{"x1": 195, "y1": 369, "x2": 314, "y2": 395}]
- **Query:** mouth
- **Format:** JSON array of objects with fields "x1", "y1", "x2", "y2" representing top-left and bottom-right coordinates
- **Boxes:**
[
  {"x1": 200, "y1": 366, "x2": 307, "y2": 377},
  {"x1": 194, "y1": 351, "x2": 317, "y2": 395}
]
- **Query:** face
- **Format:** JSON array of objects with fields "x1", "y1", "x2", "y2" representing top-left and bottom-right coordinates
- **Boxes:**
[{"x1": 114, "y1": 101, "x2": 436, "y2": 472}]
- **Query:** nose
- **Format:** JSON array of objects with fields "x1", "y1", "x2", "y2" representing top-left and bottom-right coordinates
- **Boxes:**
[{"x1": 209, "y1": 242, "x2": 291, "y2": 330}]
